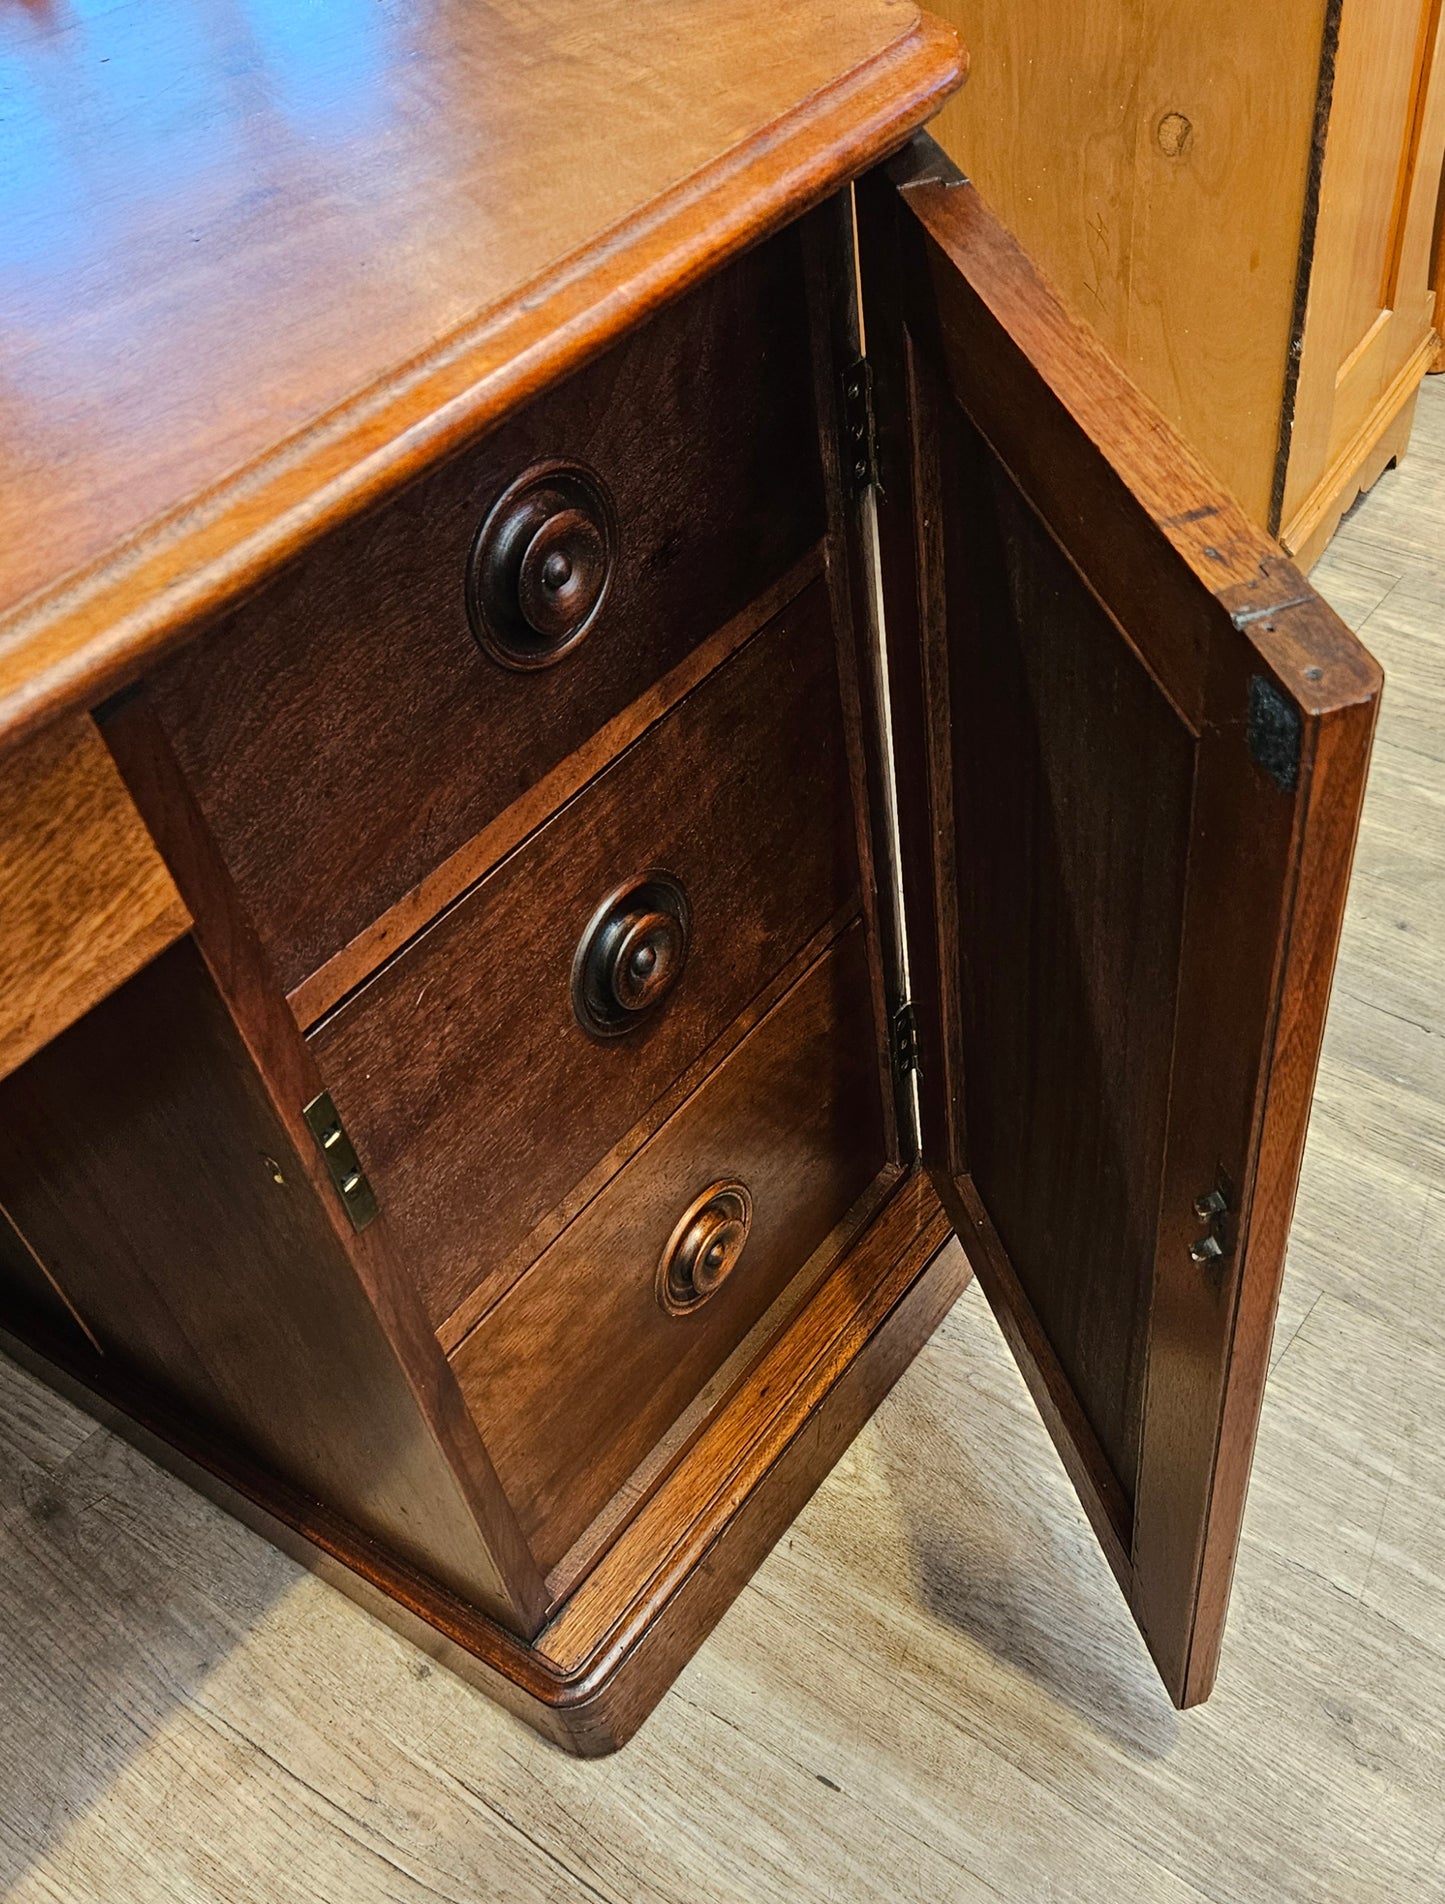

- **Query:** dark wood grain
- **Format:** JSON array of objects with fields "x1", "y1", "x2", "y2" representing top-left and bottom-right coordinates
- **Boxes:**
[
  {"x1": 452, "y1": 921, "x2": 887, "y2": 1575},
  {"x1": 0, "y1": 0, "x2": 962, "y2": 754},
  {"x1": 0, "y1": 1166, "x2": 962, "y2": 1755},
  {"x1": 1144, "y1": 627, "x2": 1382, "y2": 1706},
  {"x1": 99, "y1": 693, "x2": 551, "y2": 1634},
  {"x1": 434, "y1": 905, "x2": 858, "y2": 1357},
  {"x1": 536, "y1": 1169, "x2": 962, "y2": 1749},
  {"x1": 285, "y1": 552, "x2": 823, "y2": 1030},
  {"x1": 860, "y1": 137, "x2": 1381, "y2": 1704},
  {"x1": 147, "y1": 231, "x2": 826, "y2": 995},
  {"x1": 862, "y1": 265, "x2": 1169, "y2": 1563},
  {"x1": 948, "y1": 429, "x2": 1194, "y2": 1504},
  {"x1": 539, "y1": 1164, "x2": 907, "y2": 1597},
  {"x1": 0, "y1": 1203, "x2": 100, "y2": 1357},
  {"x1": 0, "y1": 0, "x2": 986, "y2": 1758},
  {"x1": 309, "y1": 584, "x2": 860, "y2": 1333},
  {"x1": 0, "y1": 940, "x2": 528, "y2": 1623}
]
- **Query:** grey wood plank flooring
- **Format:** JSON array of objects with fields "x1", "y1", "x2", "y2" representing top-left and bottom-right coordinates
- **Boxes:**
[{"x1": 2, "y1": 379, "x2": 1443, "y2": 1904}]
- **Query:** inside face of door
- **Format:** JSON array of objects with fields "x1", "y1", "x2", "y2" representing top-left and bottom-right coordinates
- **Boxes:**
[{"x1": 858, "y1": 137, "x2": 1381, "y2": 1707}]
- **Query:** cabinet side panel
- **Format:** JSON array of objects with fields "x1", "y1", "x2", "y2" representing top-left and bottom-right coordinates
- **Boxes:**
[{"x1": 0, "y1": 939, "x2": 520, "y2": 1622}]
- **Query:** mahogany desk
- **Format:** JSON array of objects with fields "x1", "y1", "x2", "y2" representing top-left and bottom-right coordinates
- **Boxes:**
[{"x1": 0, "y1": 0, "x2": 1378, "y2": 1752}]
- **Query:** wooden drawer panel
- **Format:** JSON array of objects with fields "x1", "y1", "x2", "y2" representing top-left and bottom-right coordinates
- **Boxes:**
[
  {"x1": 451, "y1": 920, "x2": 887, "y2": 1578},
  {"x1": 145, "y1": 226, "x2": 823, "y2": 1001},
  {"x1": 308, "y1": 581, "x2": 859, "y2": 1333},
  {"x1": 0, "y1": 716, "x2": 190, "y2": 1082}
]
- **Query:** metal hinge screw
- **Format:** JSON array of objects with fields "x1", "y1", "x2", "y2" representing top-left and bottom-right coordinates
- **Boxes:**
[
  {"x1": 1189, "y1": 1178, "x2": 1232, "y2": 1270},
  {"x1": 842, "y1": 358, "x2": 880, "y2": 498}
]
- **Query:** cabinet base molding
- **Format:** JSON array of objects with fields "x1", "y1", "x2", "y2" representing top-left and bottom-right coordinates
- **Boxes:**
[
  {"x1": 1282, "y1": 331, "x2": 1437, "y2": 568},
  {"x1": 0, "y1": 1170, "x2": 963, "y2": 1756}
]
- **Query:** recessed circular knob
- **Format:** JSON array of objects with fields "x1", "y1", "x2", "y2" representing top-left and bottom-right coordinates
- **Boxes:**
[
  {"x1": 659, "y1": 1182, "x2": 753, "y2": 1314},
  {"x1": 572, "y1": 873, "x2": 691, "y2": 1038},
  {"x1": 466, "y1": 463, "x2": 616, "y2": 669}
]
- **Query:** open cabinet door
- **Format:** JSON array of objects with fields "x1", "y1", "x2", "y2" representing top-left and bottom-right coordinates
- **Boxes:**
[{"x1": 857, "y1": 136, "x2": 1382, "y2": 1707}]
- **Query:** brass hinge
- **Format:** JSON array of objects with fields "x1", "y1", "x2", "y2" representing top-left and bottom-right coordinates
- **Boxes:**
[
  {"x1": 841, "y1": 357, "x2": 881, "y2": 499},
  {"x1": 1189, "y1": 1170, "x2": 1235, "y2": 1273},
  {"x1": 891, "y1": 999, "x2": 920, "y2": 1076},
  {"x1": 302, "y1": 1091, "x2": 379, "y2": 1232}
]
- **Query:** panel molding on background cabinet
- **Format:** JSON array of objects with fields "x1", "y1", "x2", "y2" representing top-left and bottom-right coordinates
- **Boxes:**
[{"x1": 1280, "y1": 0, "x2": 1445, "y2": 563}]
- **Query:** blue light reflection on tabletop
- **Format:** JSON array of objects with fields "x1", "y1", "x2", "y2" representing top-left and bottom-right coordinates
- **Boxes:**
[{"x1": 1, "y1": 0, "x2": 396, "y2": 281}]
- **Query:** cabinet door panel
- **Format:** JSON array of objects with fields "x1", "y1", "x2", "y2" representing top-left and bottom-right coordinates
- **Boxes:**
[{"x1": 859, "y1": 137, "x2": 1381, "y2": 1706}]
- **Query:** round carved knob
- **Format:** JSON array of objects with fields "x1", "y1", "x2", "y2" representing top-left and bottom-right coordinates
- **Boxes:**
[
  {"x1": 659, "y1": 1182, "x2": 753, "y2": 1314},
  {"x1": 466, "y1": 463, "x2": 616, "y2": 669},
  {"x1": 572, "y1": 873, "x2": 691, "y2": 1038}
]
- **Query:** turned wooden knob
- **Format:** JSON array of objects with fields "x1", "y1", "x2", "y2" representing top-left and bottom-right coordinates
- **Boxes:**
[
  {"x1": 466, "y1": 463, "x2": 616, "y2": 668},
  {"x1": 572, "y1": 873, "x2": 691, "y2": 1037},
  {"x1": 659, "y1": 1182, "x2": 752, "y2": 1314}
]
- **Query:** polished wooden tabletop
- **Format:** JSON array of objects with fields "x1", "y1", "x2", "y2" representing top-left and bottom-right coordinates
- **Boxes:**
[{"x1": 0, "y1": 0, "x2": 961, "y2": 750}]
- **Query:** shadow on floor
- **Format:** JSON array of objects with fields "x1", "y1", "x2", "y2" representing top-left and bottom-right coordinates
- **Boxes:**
[{"x1": 870, "y1": 1289, "x2": 1182, "y2": 1763}]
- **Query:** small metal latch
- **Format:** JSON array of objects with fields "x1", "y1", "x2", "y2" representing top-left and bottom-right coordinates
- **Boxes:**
[
  {"x1": 1189, "y1": 1178, "x2": 1232, "y2": 1269},
  {"x1": 891, "y1": 999, "x2": 920, "y2": 1076},
  {"x1": 841, "y1": 357, "x2": 880, "y2": 499},
  {"x1": 303, "y1": 1091, "x2": 379, "y2": 1232}
]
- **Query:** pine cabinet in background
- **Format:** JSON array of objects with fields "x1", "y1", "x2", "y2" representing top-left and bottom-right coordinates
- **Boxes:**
[{"x1": 931, "y1": 0, "x2": 1445, "y2": 565}]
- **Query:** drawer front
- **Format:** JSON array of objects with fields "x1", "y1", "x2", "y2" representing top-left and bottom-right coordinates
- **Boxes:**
[
  {"x1": 308, "y1": 582, "x2": 859, "y2": 1332},
  {"x1": 146, "y1": 226, "x2": 823, "y2": 999},
  {"x1": 450, "y1": 921, "x2": 887, "y2": 1577}
]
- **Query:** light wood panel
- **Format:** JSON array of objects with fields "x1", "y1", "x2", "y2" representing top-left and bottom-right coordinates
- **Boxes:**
[
  {"x1": 1281, "y1": 0, "x2": 1445, "y2": 562},
  {"x1": 0, "y1": 377, "x2": 1439, "y2": 1901},
  {"x1": 926, "y1": 0, "x2": 1331, "y2": 525},
  {"x1": 926, "y1": 0, "x2": 1445, "y2": 563},
  {"x1": 0, "y1": 0, "x2": 961, "y2": 754},
  {"x1": 0, "y1": 715, "x2": 188, "y2": 1081}
]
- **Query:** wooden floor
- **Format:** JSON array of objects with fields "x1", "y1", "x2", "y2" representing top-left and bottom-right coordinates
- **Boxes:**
[{"x1": 3, "y1": 382, "x2": 1444, "y2": 1903}]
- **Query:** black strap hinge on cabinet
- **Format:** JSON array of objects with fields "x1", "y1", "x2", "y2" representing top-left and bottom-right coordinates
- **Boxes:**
[
  {"x1": 891, "y1": 999, "x2": 920, "y2": 1076},
  {"x1": 841, "y1": 357, "x2": 881, "y2": 499}
]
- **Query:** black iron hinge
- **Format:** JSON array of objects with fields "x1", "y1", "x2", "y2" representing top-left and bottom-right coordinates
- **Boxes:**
[
  {"x1": 841, "y1": 357, "x2": 881, "y2": 499},
  {"x1": 1246, "y1": 673, "x2": 1303, "y2": 793},
  {"x1": 891, "y1": 998, "x2": 920, "y2": 1076}
]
